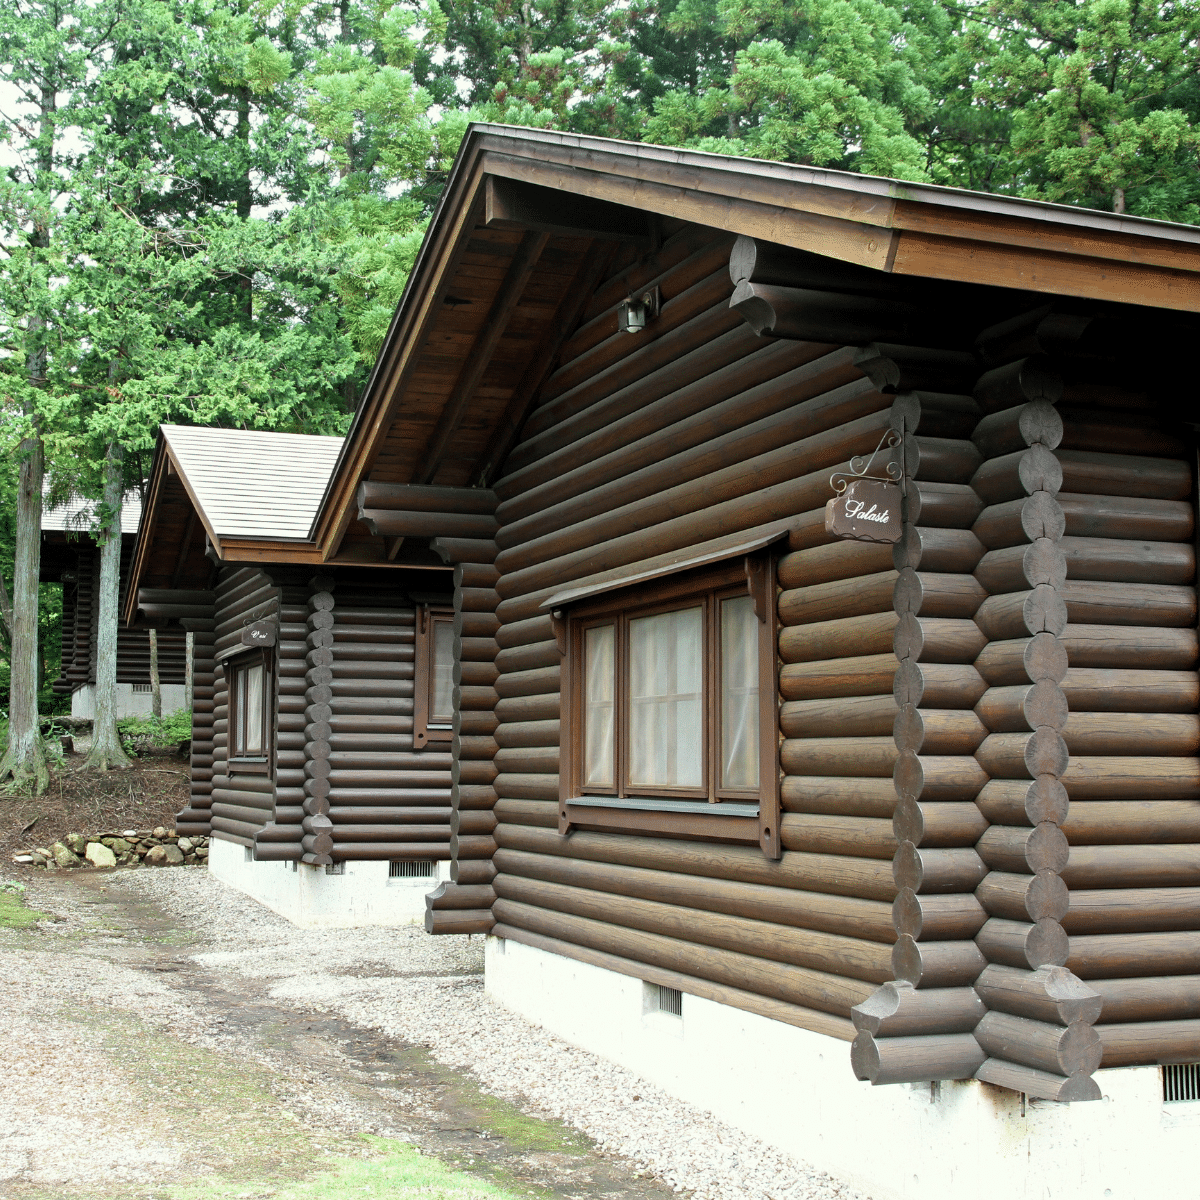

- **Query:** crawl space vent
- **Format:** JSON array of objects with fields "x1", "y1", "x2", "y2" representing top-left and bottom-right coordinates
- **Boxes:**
[
  {"x1": 389, "y1": 860, "x2": 436, "y2": 879},
  {"x1": 1163, "y1": 1063, "x2": 1200, "y2": 1103},
  {"x1": 132, "y1": 682, "x2": 153, "y2": 693},
  {"x1": 650, "y1": 984, "x2": 683, "y2": 1017},
  {"x1": 325, "y1": 862, "x2": 345, "y2": 876}
]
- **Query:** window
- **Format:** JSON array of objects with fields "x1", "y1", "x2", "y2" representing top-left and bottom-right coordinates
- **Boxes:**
[
  {"x1": 414, "y1": 604, "x2": 455, "y2": 748},
  {"x1": 227, "y1": 649, "x2": 273, "y2": 775},
  {"x1": 559, "y1": 555, "x2": 780, "y2": 856}
]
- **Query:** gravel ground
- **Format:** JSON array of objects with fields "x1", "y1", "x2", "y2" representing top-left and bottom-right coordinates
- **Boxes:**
[{"x1": 108, "y1": 867, "x2": 870, "y2": 1200}]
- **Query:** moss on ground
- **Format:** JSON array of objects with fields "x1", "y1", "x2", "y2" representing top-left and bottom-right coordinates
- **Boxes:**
[{"x1": 0, "y1": 883, "x2": 51, "y2": 928}]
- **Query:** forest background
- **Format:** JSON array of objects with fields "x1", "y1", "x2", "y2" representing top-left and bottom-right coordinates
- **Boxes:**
[{"x1": 2, "y1": 0, "x2": 1200, "y2": 772}]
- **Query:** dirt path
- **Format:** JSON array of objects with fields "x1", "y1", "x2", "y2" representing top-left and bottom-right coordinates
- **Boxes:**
[{"x1": 0, "y1": 869, "x2": 678, "y2": 1200}]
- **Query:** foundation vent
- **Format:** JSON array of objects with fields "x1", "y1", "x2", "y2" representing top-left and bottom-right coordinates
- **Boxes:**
[
  {"x1": 325, "y1": 862, "x2": 345, "y2": 876},
  {"x1": 389, "y1": 859, "x2": 437, "y2": 879},
  {"x1": 132, "y1": 682, "x2": 153, "y2": 693},
  {"x1": 650, "y1": 984, "x2": 683, "y2": 1017},
  {"x1": 1163, "y1": 1064, "x2": 1200, "y2": 1103}
]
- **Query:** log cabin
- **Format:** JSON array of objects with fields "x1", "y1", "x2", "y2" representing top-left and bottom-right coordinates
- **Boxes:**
[
  {"x1": 42, "y1": 492, "x2": 188, "y2": 717},
  {"x1": 125, "y1": 424, "x2": 457, "y2": 926},
  {"x1": 131, "y1": 126, "x2": 1200, "y2": 1197}
]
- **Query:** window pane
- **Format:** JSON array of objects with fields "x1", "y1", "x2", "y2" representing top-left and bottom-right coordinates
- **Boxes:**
[
  {"x1": 432, "y1": 620, "x2": 455, "y2": 724},
  {"x1": 628, "y1": 607, "x2": 703, "y2": 788},
  {"x1": 234, "y1": 668, "x2": 246, "y2": 756},
  {"x1": 583, "y1": 624, "x2": 615, "y2": 787},
  {"x1": 721, "y1": 595, "x2": 759, "y2": 789},
  {"x1": 244, "y1": 663, "x2": 264, "y2": 754}
]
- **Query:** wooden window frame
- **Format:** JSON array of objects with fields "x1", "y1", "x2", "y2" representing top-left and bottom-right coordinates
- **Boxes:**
[
  {"x1": 558, "y1": 554, "x2": 781, "y2": 858},
  {"x1": 414, "y1": 603, "x2": 455, "y2": 750},
  {"x1": 226, "y1": 647, "x2": 274, "y2": 777}
]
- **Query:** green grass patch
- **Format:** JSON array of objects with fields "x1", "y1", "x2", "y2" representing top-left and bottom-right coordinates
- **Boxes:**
[
  {"x1": 162, "y1": 1136, "x2": 529, "y2": 1200},
  {"x1": 0, "y1": 882, "x2": 51, "y2": 928}
]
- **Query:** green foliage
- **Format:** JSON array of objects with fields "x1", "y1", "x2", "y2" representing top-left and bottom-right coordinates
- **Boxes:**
[{"x1": 117, "y1": 707, "x2": 194, "y2": 755}]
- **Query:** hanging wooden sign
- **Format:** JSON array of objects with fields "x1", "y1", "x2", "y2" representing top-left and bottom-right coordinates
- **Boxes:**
[
  {"x1": 825, "y1": 477, "x2": 903, "y2": 544},
  {"x1": 240, "y1": 618, "x2": 277, "y2": 649}
]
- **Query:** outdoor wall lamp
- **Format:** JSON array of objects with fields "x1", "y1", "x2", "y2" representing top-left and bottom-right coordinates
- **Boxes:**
[{"x1": 617, "y1": 285, "x2": 661, "y2": 333}]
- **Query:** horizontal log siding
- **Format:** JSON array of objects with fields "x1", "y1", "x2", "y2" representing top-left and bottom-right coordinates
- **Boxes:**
[
  {"x1": 487, "y1": 226, "x2": 909, "y2": 1037},
  {"x1": 210, "y1": 567, "x2": 280, "y2": 847},
  {"x1": 1052, "y1": 404, "x2": 1200, "y2": 1066},
  {"x1": 175, "y1": 613, "x2": 217, "y2": 836}
]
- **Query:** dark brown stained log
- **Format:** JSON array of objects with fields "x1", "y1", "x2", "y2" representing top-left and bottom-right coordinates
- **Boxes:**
[
  {"x1": 1065, "y1": 580, "x2": 1195, "y2": 628},
  {"x1": 892, "y1": 890, "x2": 988, "y2": 940},
  {"x1": 893, "y1": 800, "x2": 988, "y2": 848},
  {"x1": 459, "y1": 711, "x2": 499, "y2": 737},
  {"x1": 780, "y1": 654, "x2": 897, "y2": 702},
  {"x1": 493, "y1": 848, "x2": 896, "y2": 942},
  {"x1": 1063, "y1": 887, "x2": 1200, "y2": 935},
  {"x1": 730, "y1": 279, "x2": 927, "y2": 344},
  {"x1": 1062, "y1": 756, "x2": 1200, "y2": 800},
  {"x1": 1090, "y1": 976, "x2": 1200, "y2": 1023},
  {"x1": 975, "y1": 964, "x2": 1102, "y2": 1025},
  {"x1": 493, "y1": 921, "x2": 856, "y2": 1040},
  {"x1": 975, "y1": 634, "x2": 1068, "y2": 687},
  {"x1": 976, "y1": 683, "x2": 1069, "y2": 735},
  {"x1": 494, "y1": 719, "x2": 560, "y2": 748},
  {"x1": 970, "y1": 446, "x2": 1062, "y2": 506},
  {"x1": 426, "y1": 880, "x2": 496, "y2": 909},
  {"x1": 975, "y1": 1057, "x2": 1101, "y2": 1102},
  {"x1": 892, "y1": 935, "x2": 988, "y2": 987},
  {"x1": 893, "y1": 708, "x2": 988, "y2": 756},
  {"x1": 972, "y1": 494, "x2": 1064, "y2": 550},
  {"x1": 451, "y1": 833, "x2": 497, "y2": 860},
  {"x1": 894, "y1": 616, "x2": 986, "y2": 665},
  {"x1": 780, "y1": 737, "x2": 898, "y2": 778},
  {"x1": 975, "y1": 1011, "x2": 1101, "y2": 1076},
  {"x1": 493, "y1": 897, "x2": 875, "y2": 1015},
  {"x1": 892, "y1": 528, "x2": 985, "y2": 575},
  {"x1": 975, "y1": 541, "x2": 1067, "y2": 594},
  {"x1": 781, "y1": 775, "x2": 896, "y2": 818},
  {"x1": 905, "y1": 436, "x2": 983, "y2": 485},
  {"x1": 1056, "y1": 449, "x2": 1192, "y2": 501},
  {"x1": 495, "y1": 694, "x2": 560, "y2": 723},
  {"x1": 494, "y1": 639, "x2": 560, "y2": 675},
  {"x1": 357, "y1": 482, "x2": 497, "y2": 514},
  {"x1": 494, "y1": 613, "x2": 554, "y2": 650},
  {"x1": 779, "y1": 612, "x2": 898, "y2": 664},
  {"x1": 972, "y1": 401, "x2": 1063, "y2": 457},
  {"x1": 459, "y1": 684, "x2": 501, "y2": 711},
  {"x1": 887, "y1": 391, "x2": 980, "y2": 441},
  {"x1": 978, "y1": 824, "x2": 1070, "y2": 875},
  {"x1": 452, "y1": 859, "x2": 498, "y2": 885},
  {"x1": 893, "y1": 753, "x2": 989, "y2": 802},
  {"x1": 430, "y1": 537, "x2": 498, "y2": 565},
  {"x1": 329, "y1": 807, "x2": 453, "y2": 824},
  {"x1": 851, "y1": 980, "x2": 985, "y2": 1036},
  {"x1": 457, "y1": 784, "x2": 499, "y2": 810},
  {"x1": 457, "y1": 563, "x2": 501, "y2": 590},
  {"x1": 975, "y1": 729, "x2": 1069, "y2": 779},
  {"x1": 494, "y1": 797, "x2": 557, "y2": 824},
  {"x1": 451, "y1": 811, "x2": 498, "y2": 836},
  {"x1": 975, "y1": 587, "x2": 1068, "y2": 641},
  {"x1": 1067, "y1": 931, "x2": 1200, "y2": 979},
  {"x1": 854, "y1": 343, "x2": 979, "y2": 394},
  {"x1": 892, "y1": 846, "x2": 988, "y2": 895},
  {"x1": 332, "y1": 824, "x2": 449, "y2": 842},
  {"x1": 1097, "y1": 1020, "x2": 1200, "y2": 1068},
  {"x1": 975, "y1": 777, "x2": 1069, "y2": 827},
  {"x1": 1058, "y1": 535, "x2": 1195, "y2": 585},
  {"x1": 1060, "y1": 668, "x2": 1199, "y2": 713},
  {"x1": 975, "y1": 493, "x2": 1196, "y2": 548},
  {"x1": 977, "y1": 916, "x2": 1070, "y2": 970},
  {"x1": 495, "y1": 775, "x2": 560, "y2": 803},
  {"x1": 904, "y1": 481, "x2": 985, "y2": 532},
  {"x1": 731, "y1": 237, "x2": 917, "y2": 298},
  {"x1": 1063, "y1": 844, "x2": 1200, "y2": 890},
  {"x1": 776, "y1": 540, "x2": 894, "y2": 590},
  {"x1": 779, "y1": 813, "x2": 897, "y2": 859},
  {"x1": 978, "y1": 871, "x2": 1070, "y2": 923},
  {"x1": 494, "y1": 821, "x2": 899, "y2": 901},
  {"x1": 778, "y1": 571, "x2": 899, "y2": 628},
  {"x1": 493, "y1": 746, "x2": 557, "y2": 774},
  {"x1": 851, "y1": 1032, "x2": 986, "y2": 1085},
  {"x1": 456, "y1": 612, "x2": 500, "y2": 640},
  {"x1": 1063, "y1": 714, "x2": 1200, "y2": 758},
  {"x1": 974, "y1": 356, "x2": 1063, "y2": 412},
  {"x1": 893, "y1": 570, "x2": 987, "y2": 620},
  {"x1": 893, "y1": 661, "x2": 988, "y2": 709},
  {"x1": 494, "y1": 666, "x2": 560, "y2": 699},
  {"x1": 457, "y1": 587, "x2": 500, "y2": 615},
  {"x1": 1061, "y1": 624, "x2": 1198, "y2": 669},
  {"x1": 425, "y1": 908, "x2": 495, "y2": 935},
  {"x1": 781, "y1": 695, "x2": 899, "y2": 739}
]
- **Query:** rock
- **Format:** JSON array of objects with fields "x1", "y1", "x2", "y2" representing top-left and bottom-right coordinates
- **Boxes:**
[
  {"x1": 64, "y1": 832, "x2": 87, "y2": 855},
  {"x1": 13, "y1": 854, "x2": 33, "y2": 865},
  {"x1": 178, "y1": 837, "x2": 193, "y2": 854},
  {"x1": 145, "y1": 844, "x2": 185, "y2": 867},
  {"x1": 106, "y1": 838, "x2": 132, "y2": 854},
  {"x1": 85, "y1": 842, "x2": 117, "y2": 869},
  {"x1": 51, "y1": 842, "x2": 82, "y2": 869},
  {"x1": 30, "y1": 853, "x2": 47, "y2": 867},
  {"x1": 184, "y1": 853, "x2": 197, "y2": 864},
  {"x1": 144, "y1": 838, "x2": 162, "y2": 847},
  {"x1": 152, "y1": 826, "x2": 168, "y2": 840},
  {"x1": 195, "y1": 847, "x2": 209, "y2": 859},
  {"x1": 35, "y1": 847, "x2": 51, "y2": 859},
  {"x1": 122, "y1": 829, "x2": 138, "y2": 839}
]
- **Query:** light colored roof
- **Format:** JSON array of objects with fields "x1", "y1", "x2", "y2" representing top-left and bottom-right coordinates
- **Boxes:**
[
  {"x1": 43, "y1": 490, "x2": 143, "y2": 536},
  {"x1": 162, "y1": 425, "x2": 345, "y2": 541}
]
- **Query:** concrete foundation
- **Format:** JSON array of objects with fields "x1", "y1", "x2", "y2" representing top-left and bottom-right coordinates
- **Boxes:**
[
  {"x1": 208, "y1": 837, "x2": 448, "y2": 928},
  {"x1": 70, "y1": 683, "x2": 187, "y2": 720},
  {"x1": 485, "y1": 936, "x2": 1198, "y2": 1200}
]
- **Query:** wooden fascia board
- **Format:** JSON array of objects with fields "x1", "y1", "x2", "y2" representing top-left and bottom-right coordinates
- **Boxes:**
[
  {"x1": 219, "y1": 539, "x2": 325, "y2": 564},
  {"x1": 311, "y1": 161, "x2": 489, "y2": 561},
  {"x1": 122, "y1": 437, "x2": 181, "y2": 625}
]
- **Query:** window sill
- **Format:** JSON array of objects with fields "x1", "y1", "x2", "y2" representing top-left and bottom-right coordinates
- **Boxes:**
[
  {"x1": 228, "y1": 758, "x2": 271, "y2": 776},
  {"x1": 560, "y1": 796, "x2": 760, "y2": 844}
]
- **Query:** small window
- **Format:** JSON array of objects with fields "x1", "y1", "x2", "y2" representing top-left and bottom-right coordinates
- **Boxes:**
[
  {"x1": 414, "y1": 603, "x2": 455, "y2": 749},
  {"x1": 227, "y1": 649, "x2": 273, "y2": 775},
  {"x1": 560, "y1": 557, "x2": 780, "y2": 854}
]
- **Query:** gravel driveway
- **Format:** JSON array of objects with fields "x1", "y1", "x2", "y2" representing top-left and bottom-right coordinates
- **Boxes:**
[{"x1": 0, "y1": 865, "x2": 870, "y2": 1200}]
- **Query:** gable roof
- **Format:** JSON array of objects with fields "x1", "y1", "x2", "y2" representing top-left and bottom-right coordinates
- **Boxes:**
[
  {"x1": 43, "y1": 490, "x2": 143, "y2": 537},
  {"x1": 308, "y1": 123, "x2": 1200, "y2": 560}
]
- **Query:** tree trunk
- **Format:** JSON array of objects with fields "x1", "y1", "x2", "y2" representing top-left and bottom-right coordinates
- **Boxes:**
[
  {"x1": 82, "y1": 442, "x2": 132, "y2": 771},
  {"x1": 184, "y1": 630, "x2": 194, "y2": 714},
  {"x1": 0, "y1": 435, "x2": 48, "y2": 793},
  {"x1": 149, "y1": 628, "x2": 161, "y2": 718}
]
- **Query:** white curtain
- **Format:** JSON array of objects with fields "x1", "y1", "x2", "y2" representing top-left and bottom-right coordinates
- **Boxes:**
[
  {"x1": 629, "y1": 607, "x2": 703, "y2": 788},
  {"x1": 432, "y1": 620, "x2": 454, "y2": 723},
  {"x1": 720, "y1": 595, "x2": 759, "y2": 789},
  {"x1": 583, "y1": 624, "x2": 615, "y2": 786},
  {"x1": 244, "y1": 662, "x2": 264, "y2": 754}
]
